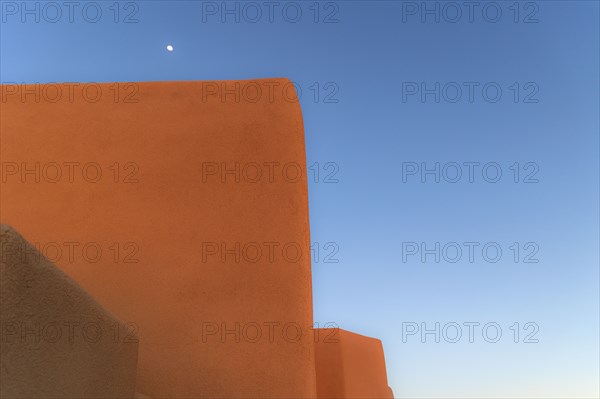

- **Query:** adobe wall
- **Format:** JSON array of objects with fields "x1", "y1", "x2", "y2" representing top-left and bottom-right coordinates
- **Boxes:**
[
  {"x1": 0, "y1": 79, "x2": 316, "y2": 398},
  {"x1": 0, "y1": 225, "x2": 138, "y2": 398},
  {"x1": 315, "y1": 328, "x2": 394, "y2": 399}
]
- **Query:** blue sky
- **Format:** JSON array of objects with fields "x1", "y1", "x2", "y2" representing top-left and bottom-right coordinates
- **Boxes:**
[{"x1": 1, "y1": 1, "x2": 599, "y2": 397}]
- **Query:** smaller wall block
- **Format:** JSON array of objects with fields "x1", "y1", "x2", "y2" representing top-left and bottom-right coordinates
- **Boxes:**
[{"x1": 315, "y1": 328, "x2": 394, "y2": 399}]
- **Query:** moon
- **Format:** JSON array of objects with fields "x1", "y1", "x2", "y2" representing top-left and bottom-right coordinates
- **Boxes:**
[{"x1": 166, "y1": 45, "x2": 174, "y2": 52}]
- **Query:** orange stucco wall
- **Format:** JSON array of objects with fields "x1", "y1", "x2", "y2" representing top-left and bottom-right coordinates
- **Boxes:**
[
  {"x1": 315, "y1": 328, "x2": 394, "y2": 399},
  {"x1": 0, "y1": 79, "x2": 316, "y2": 398}
]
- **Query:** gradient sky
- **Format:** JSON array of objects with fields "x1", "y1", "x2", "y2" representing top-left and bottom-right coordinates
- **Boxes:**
[{"x1": 1, "y1": 1, "x2": 599, "y2": 397}]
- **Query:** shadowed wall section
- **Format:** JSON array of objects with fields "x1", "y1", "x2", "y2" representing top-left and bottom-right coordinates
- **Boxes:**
[
  {"x1": 0, "y1": 225, "x2": 139, "y2": 399},
  {"x1": 0, "y1": 79, "x2": 315, "y2": 398}
]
